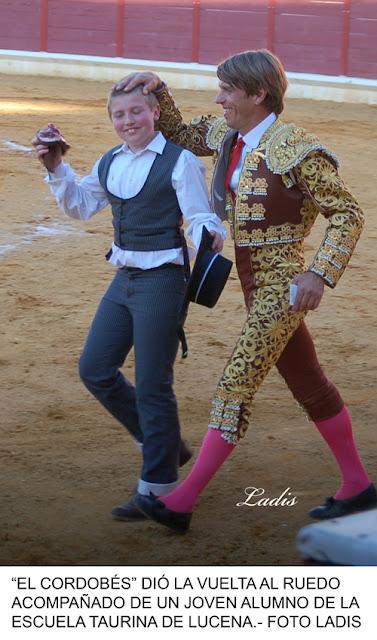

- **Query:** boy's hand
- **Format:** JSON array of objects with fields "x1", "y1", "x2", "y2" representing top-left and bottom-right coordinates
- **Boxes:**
[
  {"x1": 32, "y1": 138, "x2": 63, "y2": 172},
  {"x1": 33, "y1": 123, "x2": 69, "y2": 172},
  {"x1": 115, "y1": 72, "x2": 163, "y2": 94},
  {"x1": 209, "y1": 231, "x2": 224, "y2": 253}
]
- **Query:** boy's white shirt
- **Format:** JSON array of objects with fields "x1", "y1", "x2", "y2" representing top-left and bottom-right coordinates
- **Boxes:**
[{"x1": 46, "y1": 132, "x2": 226, "y2": 268}]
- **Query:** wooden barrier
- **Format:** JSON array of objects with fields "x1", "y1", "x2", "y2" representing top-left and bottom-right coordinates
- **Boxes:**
[{"x1": 0, "y1": 0, "x2": 376, "y2": 79}]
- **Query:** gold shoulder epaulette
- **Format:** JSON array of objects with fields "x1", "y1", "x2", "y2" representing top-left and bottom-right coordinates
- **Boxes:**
[
  {"x1": 206, "y1": 117, "x2": 229, "y2": 151},
  {"x1": 265, "y1": 122, "x2": 339, "y2": 174}
]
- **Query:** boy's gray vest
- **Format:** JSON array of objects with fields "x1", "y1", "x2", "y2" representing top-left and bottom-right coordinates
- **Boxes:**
[{"x1": 98, "y1": 140, "x2": 184, "y2": 252}]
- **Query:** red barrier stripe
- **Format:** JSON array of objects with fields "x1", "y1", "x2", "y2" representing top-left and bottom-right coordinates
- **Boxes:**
[
  {"x1": 267, "y1": 0, "x2": 276, "y2": 53},
  {"x1": 116, "y1": 0, "x2": 125, "y2": 58},
  {"x1": 341, "y1": 0, "x2": 350, "y2": 76},
  {"x1": 40, "y1": 0, "x2": 49, "y2": 52},
  {"x1": 192, "y1": 0, "x2": 200, "y2": 63}
]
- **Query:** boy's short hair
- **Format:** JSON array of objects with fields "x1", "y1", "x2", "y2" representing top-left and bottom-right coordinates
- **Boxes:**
[
  {"x1": 107, "y1": 85, "x2": 159, "y2": 116},
  {"x1": 217, "y1": 49, "x2": 288, "y2": 115}
]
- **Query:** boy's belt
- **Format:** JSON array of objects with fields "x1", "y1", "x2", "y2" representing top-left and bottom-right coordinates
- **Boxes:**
[{"x1": 121, "y1": 263, "x2": 183, "y2": 273}]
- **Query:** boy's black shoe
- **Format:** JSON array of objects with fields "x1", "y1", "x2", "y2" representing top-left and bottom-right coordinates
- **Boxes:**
[
  {"x1": 133, "y1": 493, "x2": 192, "y2": 534},
  {"x1": 111, "y1": 439, "x2": 192, "y2": 521}
]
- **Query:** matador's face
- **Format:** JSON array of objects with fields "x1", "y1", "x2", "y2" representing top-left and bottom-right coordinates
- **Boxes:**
[{"x1": 215, "y1": 81, "x2": 268, "y2": 135}]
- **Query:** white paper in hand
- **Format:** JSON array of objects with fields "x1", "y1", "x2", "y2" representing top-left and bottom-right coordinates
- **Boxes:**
[{"x1": 289, "y1": 283, "x2": 298, "y2": 306}]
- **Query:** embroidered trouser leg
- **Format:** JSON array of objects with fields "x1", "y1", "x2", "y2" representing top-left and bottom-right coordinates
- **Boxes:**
[
  {"x1": 210, "y1": 243, "x2": 309, "y2": 442},
  {"x1": 209, "y1": 289, "x2": 305, "y2": 442},
  {"x1": 79, "y1": 265, "x2": 186, "y2": 488},
  {"x1": 234, "y1": 244, "x2": 344, "y2": 426}
]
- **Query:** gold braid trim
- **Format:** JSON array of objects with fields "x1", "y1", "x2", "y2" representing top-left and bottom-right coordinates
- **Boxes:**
[
  {"x1": 293, "y1": 153, "x2": 364, "y2": 287},
  {"x1": 208, "y1": 394, "x2": 246, "y2": 445},
  {"x1": 206, "y1": 117, "x2": 230, "y2": 151},
  {"x1": 155, "y1": 84, "x2": 216, "y2": 156},
  {"x1": 236, "y1": 224, "x2": 306, "y2": 247},
  {"x1": 264, "y1": 122, "x2": 339, "y2": 175}
]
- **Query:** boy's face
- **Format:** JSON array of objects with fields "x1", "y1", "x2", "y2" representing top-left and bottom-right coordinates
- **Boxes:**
[{"x1": 109, "y1": 93, "x2": 160, "y2": 151}]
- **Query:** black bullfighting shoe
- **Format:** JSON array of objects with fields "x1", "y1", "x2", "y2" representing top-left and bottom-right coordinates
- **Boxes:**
[
  {"x1": 133, "y1": 493, "x2": 192, "y2": 534},
  {"x1": 111, "y1": 496, "x2": 147, "y2": 521},
  {"x1": 309, "y1": 483, "x2": 377, "y2": 520}
]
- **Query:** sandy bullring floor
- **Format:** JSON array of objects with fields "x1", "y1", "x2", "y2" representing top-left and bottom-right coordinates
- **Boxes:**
[{"x1": 0, "y1": 74, "x2": 376, "y2": 566}]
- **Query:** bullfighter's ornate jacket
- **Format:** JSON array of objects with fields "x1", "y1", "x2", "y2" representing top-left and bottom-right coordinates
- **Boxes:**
[{"x1": 155, "y1": 85, "x2": 364, "y2": 288}]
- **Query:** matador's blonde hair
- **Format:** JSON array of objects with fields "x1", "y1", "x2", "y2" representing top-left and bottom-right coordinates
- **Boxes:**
[{"x1": 217, "y1": 49, "x2": 288, "y2": 115}]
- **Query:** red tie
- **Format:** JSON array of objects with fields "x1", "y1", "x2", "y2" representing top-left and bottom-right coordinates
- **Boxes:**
[{"x1": 225, "y1": 136, "x2": 245, "y2": 192}]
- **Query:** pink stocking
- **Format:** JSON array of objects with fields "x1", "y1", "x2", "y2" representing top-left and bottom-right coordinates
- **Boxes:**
[
  {"x1": 161, "y1": 428, "x2": 235, "y2": 512},
  {"x1": 315, "y1": 406, "x2": 370, "y2": 499}
]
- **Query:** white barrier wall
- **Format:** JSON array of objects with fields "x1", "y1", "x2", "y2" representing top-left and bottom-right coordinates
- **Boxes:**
[{"x1": 1, "y1": 50, "x2": 377, "y2": 105}]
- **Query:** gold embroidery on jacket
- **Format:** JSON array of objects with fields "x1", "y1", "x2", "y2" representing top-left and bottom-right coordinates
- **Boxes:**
[
  {"x1": 238, "y1": 177, "x2": 268, "y2": 196},
  {"x1": 156, "y1": 85, "x2": 216, "y2": 156},
  {"x1": 282, "y1": 174, "x2": 294, "y2": 188},
  {"x1": 243, "y1": 150, "x2": 264, "y2": 171},
  {"x1": 264, "y1": 122, "x2": 339, "y2": 174},
  {"x1": 236, "y1": 224, "x2": 306, "y2": 246},
  {"x1": 294, "y1": 154, "x2": 364, "y2": 287},
  {"x1": 237, "y1": 201, "x2": 266, "y2": 221},
  {"x1": 251, "y1": 177, "x2": 268, "y2": 195},
  {"x1": 206, "y1": 117, "x2": 230, "y2": 151}
]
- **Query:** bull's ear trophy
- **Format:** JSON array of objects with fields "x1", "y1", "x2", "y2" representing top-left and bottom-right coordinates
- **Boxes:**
[{"x1": 35, "y1": 123, "x2": 70, "y2": 155}]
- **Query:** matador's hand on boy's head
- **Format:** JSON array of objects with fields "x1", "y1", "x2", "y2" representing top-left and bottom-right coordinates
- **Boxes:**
[{"x1": 115, "y1": 72, "x2": 162, "y2": 95}]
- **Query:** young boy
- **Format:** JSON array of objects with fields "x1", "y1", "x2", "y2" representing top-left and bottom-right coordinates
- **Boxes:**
[{"x1": 33, "y1": 85, "x2": 226, "y2": 521}]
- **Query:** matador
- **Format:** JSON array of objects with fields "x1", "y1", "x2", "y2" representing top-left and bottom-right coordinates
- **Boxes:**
[{"x1": 120, "y1": 49, "x2": 376, "y2": 533}]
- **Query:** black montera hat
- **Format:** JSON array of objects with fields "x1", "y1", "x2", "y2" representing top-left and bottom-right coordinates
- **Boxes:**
[{"x1": 187, "y1": 226, "x2": 233, "y2": 308}]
